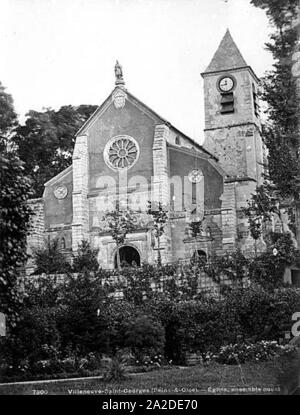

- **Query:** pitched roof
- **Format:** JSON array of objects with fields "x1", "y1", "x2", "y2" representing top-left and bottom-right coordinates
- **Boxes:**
[
  {"x1": 204, "y1": 29, "x2": 248, "y2": 73},
  {"x1": 76, "y1": 87, "x2": 217, "y2": 160}
]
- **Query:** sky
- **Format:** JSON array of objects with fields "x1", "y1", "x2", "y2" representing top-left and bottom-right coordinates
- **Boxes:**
[{"x1": 0, "y1": 0, "x2": 274, "y2": 144}]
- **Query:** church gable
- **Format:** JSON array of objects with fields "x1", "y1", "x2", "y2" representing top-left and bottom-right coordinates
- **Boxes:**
[{"x1": 80, "y1": 89, "x2": 164, "y2": 191}]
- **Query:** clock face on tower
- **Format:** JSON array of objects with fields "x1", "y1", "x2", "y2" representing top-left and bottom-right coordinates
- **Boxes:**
[{"x1": 218, "y1": 76, "x2": 235, "y2": 92}]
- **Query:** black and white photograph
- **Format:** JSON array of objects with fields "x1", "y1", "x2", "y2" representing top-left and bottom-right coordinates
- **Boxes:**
[{"x1": 0, "y1": 0, "x2": 300, "y2": 400}]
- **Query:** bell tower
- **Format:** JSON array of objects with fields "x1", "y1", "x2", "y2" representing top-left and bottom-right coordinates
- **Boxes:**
[
  {"x1": 202, "y1": 29, "x2": 263, "y2": 184},
  {"x1": 202, "y1": 30, "x2": 265, "y2": 254}
]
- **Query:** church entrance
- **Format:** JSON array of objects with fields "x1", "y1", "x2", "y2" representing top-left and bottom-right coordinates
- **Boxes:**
[
  {"x1": 192, "y1": 249, "x2": 207, "y2": 264},
  {"x1": 114, "y1": 246, "x2": 141, "y2": 269}
]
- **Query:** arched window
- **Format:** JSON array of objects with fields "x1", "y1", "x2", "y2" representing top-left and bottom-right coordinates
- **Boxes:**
[
  {"x1": 175, "y1": 136, "x2": 181, "y2": 146},
  {"x1": 60, "y1": 237, "x2": 66, "y2": 250}
]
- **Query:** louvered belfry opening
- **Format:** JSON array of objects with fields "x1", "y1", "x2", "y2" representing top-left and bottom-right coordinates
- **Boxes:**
[{"x1": 220, "y1": 91, "x2": 234, "y2": 114}]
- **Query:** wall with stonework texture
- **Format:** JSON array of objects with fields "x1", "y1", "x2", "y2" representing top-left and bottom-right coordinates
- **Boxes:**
[
  {"x1": 203, "y1": 69, "x2": 259, "y2": 130},
  {"x1": 170, "y1": 213, "x2": 223, "y2": 262},
  {"x1": 204, "y1": 124, "x2": 263, "y2": 181},
  {"x1": 26, "y1": 198, "x2": 45, "y2": 273}
]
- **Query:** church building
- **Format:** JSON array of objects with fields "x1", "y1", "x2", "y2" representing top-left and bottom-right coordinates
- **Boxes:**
[{"x1": 27, "y1": 30, "x2": 265, "y2": 271}]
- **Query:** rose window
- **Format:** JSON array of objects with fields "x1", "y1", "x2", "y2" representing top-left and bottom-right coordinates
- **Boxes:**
[
  {"x1": 104, "y1": 135, "x2": 139, "y2": 170},
  {"x1": 188, "y1": 169, "x2": 203, "y2": 183}
]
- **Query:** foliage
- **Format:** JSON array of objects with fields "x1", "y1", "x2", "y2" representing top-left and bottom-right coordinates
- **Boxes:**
[
  {"x1": 57, "y1": 270, "x2": 110, "y2": 354},
  {"x1": 13, "y1": 105, "x2": 97, "y2": 197},
  {"x1": 123, "y1": 315, "x2": 165, "y2": 357},
  {"x1": 2, "y1": 306, "x2": 61, "y2": 369},
  {"x1": 249, "y1": 232, "x2": 300, "y2": 289},
  {"x1": 3, "y1": 262, "x2": 300, "y2": 378},
  {"x1": 147, "y1": 201, "x2": 168, "y2": 266},
  {"x1": 250, "y1": 0, "x2": 300, "y2": 238},
  {"x1": 206, "y1": 250, "x2": 250, "y2": 286},
  {"x1": 188, "y1": 219, "x2": 203, "y2": 238},
  {"x1": 0, "y1": 152, "x2": 33, "y2": 328},
  {"x1": 33, "y1": 238, "x2": 71, "y2": 275},
  {"x1": 147, "y1": 285, "x2": 300, "y2": 363},
  {"x1": 251, "y1": 0, "x2": 298, "y2": 31},
  {"x1": 72, "y1": 240, "x2": 99, "y2": 272},
  {"x1": 158, "y1": 298, "x2": 239, "y2": 363},
  {"x1": 102, "y1": 201, "x2": 137, "y2": 269},
  {"x1": 100, "y1": 263, "x2": 211, "y2": 305},
  {"x1": 212, "y1": 341, "x2": 296, "y2": 365},
  {"x1": 22, "y1": 274, "x2": 64, "y2": 309},
  {"x1": 0, "y1": 81, "x2": 18, "y2": 151},
  {"x1": 102, "y1": 352, "x2": 128, "y2": 382},
  {"x1": 242, "y1": 182, "x2": 281, "y2": 241}
]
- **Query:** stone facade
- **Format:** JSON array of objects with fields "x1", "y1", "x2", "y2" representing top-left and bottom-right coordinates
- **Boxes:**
[{"x1": 27, "y1": 30, "x2": 266, "y2": 272}]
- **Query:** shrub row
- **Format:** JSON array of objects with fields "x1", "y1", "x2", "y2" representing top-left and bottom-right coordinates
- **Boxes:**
[{"x1": 1, "y1": 271, "x2": 300, "y2": 379}]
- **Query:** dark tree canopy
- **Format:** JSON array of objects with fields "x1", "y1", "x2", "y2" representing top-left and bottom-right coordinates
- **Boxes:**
[
  {"x1": 249, "y1": 0, "x2": 300, "y2": 239},
  {"x1": 13, "y1": 104, "x2": 97, "y2": 197},
  {"x1": 251, "y1": 0, "x2": 298, "y2": 28},
  {"x1": 0, "y1": 153, "x2": 33, "y2": 327},
  {"x1": 0, "y1": 81, "x2": 32, "y2": 327}
]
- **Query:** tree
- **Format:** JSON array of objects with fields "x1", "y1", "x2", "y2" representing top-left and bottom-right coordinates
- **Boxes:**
[
  {"x1": 242, "y1": 182, "x2": 282, "y2": 255},
  {"x1": 33, "y1": 238, "x2": 71, "y2": 275},
  {"x1": 0, "y1": 153, "x2": 33, "y2": 328},
  {"x1": 0, "y1": 81, "x2": 33, "y2": 328},
  {"x1": 147, "y1": 201, "x2": 168, "y2": 266},
  {"x1": 188, "y1": 218, "x2": 203, "y2": 262},
  {"x1": 72, "y1": 240, "x2": 99, "y2": 273},
  {"x1": 250, "y1": 0, "x2": 300, "y2": 243},
  {"x1": 58, "y1": 270, "x2": 109, "y2": 354},
  {"x1": 102, "y1": 201, "x2": 137, "y2": 270},
  {"x1": 13, "y1": 105, "x2": 97, "y2": 197},
  {"x1": 0, "y1": 81, "x2": 18, "y2": 151}
]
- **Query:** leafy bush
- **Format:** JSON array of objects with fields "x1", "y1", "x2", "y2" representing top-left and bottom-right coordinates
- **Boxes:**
[
  {"x1": 33, "y1": 238, "x2": 71, "y2": 275},
  {"x1": 57, "y1": 271, "x2": 110, "y2": 354},
  {"x1": 102, "y1": 352, "x2": 128, "y2": 382},
  {"x1": 158, "y1": 298, "x2": 240, "y2": 363},
  {"x1": 224, "y1": 286, "x2": 300, "y2": 341},
  {"x1": 123, "y1": 315, "x2": 165, "y2": 358},
  {"x1": 144, "y1": 286, "x2": 300, "y2": 363},
  {"x1": 0, "y1": 151, "x2": 33, "y2": 328},
  {"x1": 72, "y1": 240, "x2": 99, "y2": 272},
  {"x1": 2, "y1": 306, "x2": 61, "y2": 370},
  {"x1": 213, "y1": 341, "x2": 296, "y2": 365},
  {"x1": 4, "y1": 263, "x2": 300, "y2": 380},
  {"x1": 249, "y1": 233, "x2": 300, "y2": 289}
]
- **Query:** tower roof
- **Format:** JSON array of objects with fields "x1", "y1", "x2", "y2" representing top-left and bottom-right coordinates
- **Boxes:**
[{"x1": 204, "y1": 29, "x2": 248, "y2": 73}]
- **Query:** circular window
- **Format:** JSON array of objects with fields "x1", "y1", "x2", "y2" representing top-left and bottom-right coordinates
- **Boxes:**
[
  {"x1": 188, "y1": 169, "x2": 203, "y2": 183},
  {"x1": 54, "y1": 185, "x2": 68, "y2": 199},
  {"x1": 104, "y1": 135, "x2": 139, "y2": 171}
]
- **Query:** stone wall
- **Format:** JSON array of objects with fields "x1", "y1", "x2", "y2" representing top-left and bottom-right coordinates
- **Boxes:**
[
  {"x1": 72, "y1": 133, "x2": 89, "y2": 251},
  {"x1": 26, "y1": 198, "x2": 45, "y2": 274}
]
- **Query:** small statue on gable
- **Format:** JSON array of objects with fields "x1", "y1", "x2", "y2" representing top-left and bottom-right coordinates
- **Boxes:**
[{"x1": 114, "y1": 60, "x2": 124, "y2": 84}]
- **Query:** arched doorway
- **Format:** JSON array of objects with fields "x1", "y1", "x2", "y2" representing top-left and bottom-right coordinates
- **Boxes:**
[
  {"x1": 192, "y1": 249, "x2": 207, "y2": 264},
  {"x1": 114, "y1": 245, "x2": 141, "y2": 269}
]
